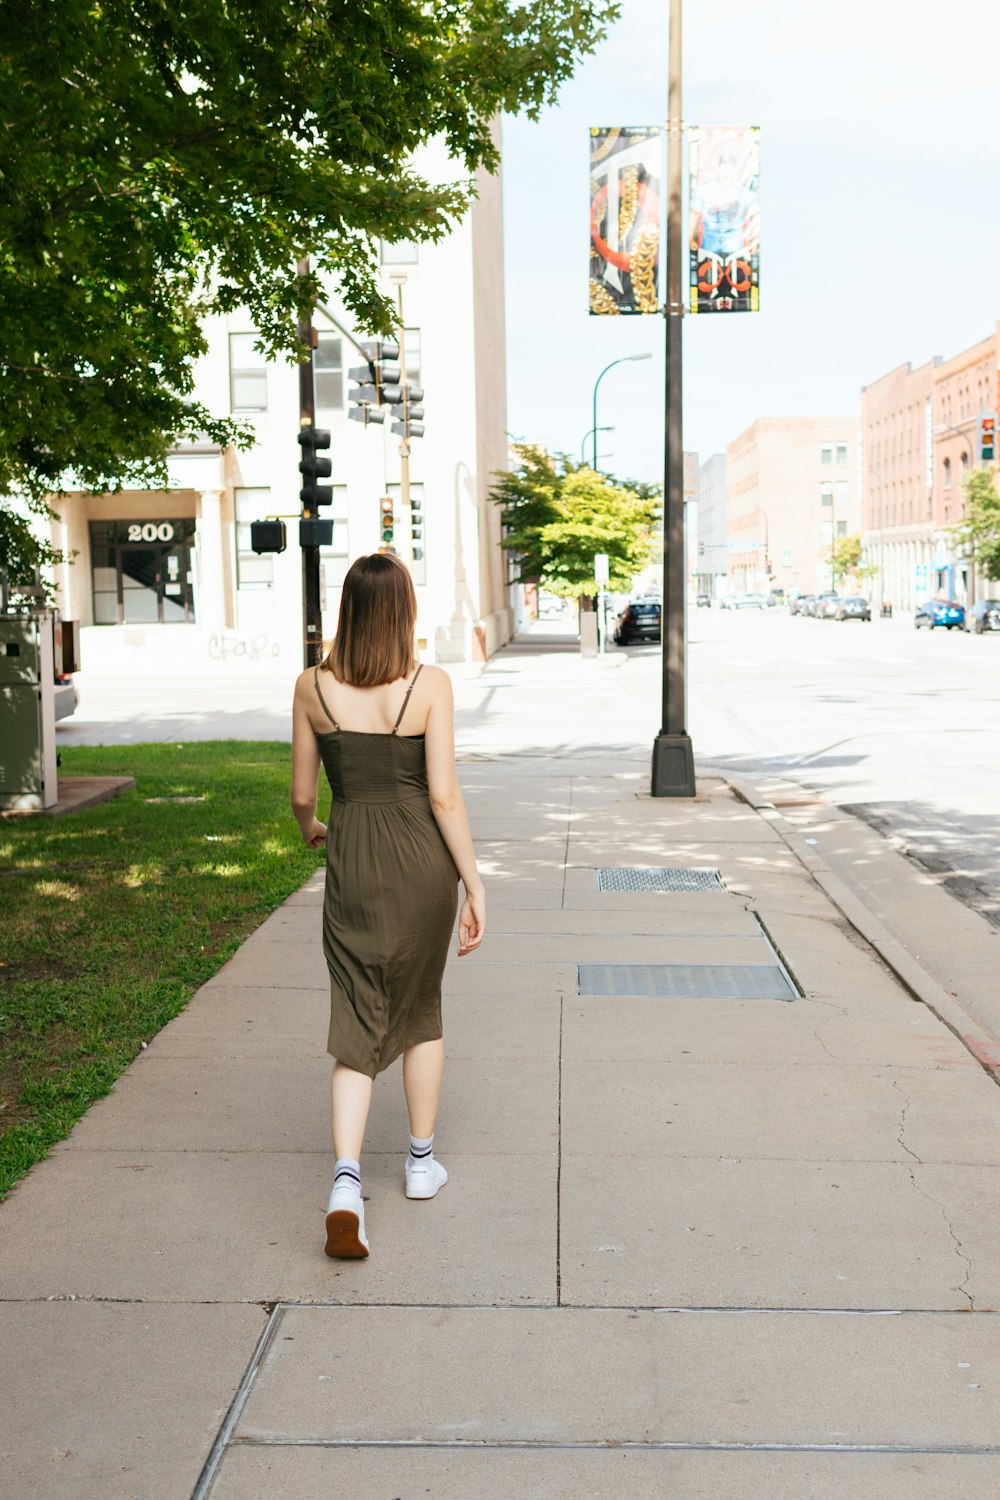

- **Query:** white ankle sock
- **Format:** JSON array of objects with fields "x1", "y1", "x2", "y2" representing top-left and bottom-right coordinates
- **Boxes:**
[
  {"x1": 329, "y1": 1157, "x2": 361, "y2": 1211},
  {"x1": 408, "y1": 1133, "x2": 434, "y2": 1165}
]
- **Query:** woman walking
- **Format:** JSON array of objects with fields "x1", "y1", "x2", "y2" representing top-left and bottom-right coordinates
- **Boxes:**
[{"x1": 290, "y1": 553, "x2": 485, "y2": 1259}]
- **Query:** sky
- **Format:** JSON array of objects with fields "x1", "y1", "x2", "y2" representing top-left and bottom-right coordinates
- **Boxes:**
[{"x1": 501, "y1": 0, "x2": 1000, "y2": 485}]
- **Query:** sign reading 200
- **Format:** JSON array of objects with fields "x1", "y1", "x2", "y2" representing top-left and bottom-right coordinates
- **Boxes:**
[{"x1": 127, "y1": 522, "x2": 175, "y2": 543}]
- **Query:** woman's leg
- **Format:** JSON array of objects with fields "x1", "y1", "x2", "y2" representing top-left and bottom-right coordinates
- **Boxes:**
[
  {"x1": 330, "y1": 1061, "x2": 374, "y2": 1160},
  {"x1": 402, "y1": 1038, "x2": 444, "y2": 1139}
]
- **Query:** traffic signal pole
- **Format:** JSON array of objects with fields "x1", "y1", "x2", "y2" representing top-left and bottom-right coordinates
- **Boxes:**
[
  {"x1": 298, "y1": 257, "x2": 324, "y2": 668},
  {"x1": 651, "y1": 0, "x2": 696, "y2": 797},
  {"x1": 390, "y1": 275, "x2": 413, "y2": 568}
]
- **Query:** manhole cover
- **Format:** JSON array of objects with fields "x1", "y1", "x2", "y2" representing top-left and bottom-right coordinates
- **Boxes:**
[
  {"x1": 578, "y1": 963, "x2": 797, "y2": 1001},
  {"x1": 597, "y1": 867, "x2": 724, "y2": 893}
]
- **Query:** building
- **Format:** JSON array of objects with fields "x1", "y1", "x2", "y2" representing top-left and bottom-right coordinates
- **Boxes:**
[
  {"x1": 725, "y1": 417, "x2": 861, "y2": 597},
  {"x1": 47, "y1": 137, "x2": 513, "y2": 672},
  {"x1": 930, "y1": 331, "x2": 999, "y2": 605},
  {"x1": 860, "y1": 358, "x2": 937, "y2": 615},
  {"x1": 696, "y1": 453, "x2": 728, "y2": 598}
]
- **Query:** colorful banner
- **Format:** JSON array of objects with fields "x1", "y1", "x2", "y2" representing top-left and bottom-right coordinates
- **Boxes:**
[
  {"x1": 589, "y1": 127, "x2": 662, "y2": 316},
  {"x1": 689, "y1": 126, "x2": 760, "y2": 314}
]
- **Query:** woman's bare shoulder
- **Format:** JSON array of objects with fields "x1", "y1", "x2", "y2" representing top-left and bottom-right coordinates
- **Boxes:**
[{"x1": 419, "y1": 664, "x2": 453, "y2": 695}]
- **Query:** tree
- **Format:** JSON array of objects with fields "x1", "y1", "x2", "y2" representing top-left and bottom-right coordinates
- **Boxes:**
[
  {"x1": 950, "y1": 470, "x2": 1000, "y2": 580},
  {"x1": 0, "y1": 0, "x2": 618, "y2": 589},
  {"x1": 827, "y1": 533, "x2": 876, "y2": 589},
  {"x1": 489, "y1": 445, "x2": 660, "y2": 598}
]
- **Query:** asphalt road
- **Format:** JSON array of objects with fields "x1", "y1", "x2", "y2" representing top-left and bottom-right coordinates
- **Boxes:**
[{"x1": 683, "y1": 605, "x2": 1000, "y2": 924}]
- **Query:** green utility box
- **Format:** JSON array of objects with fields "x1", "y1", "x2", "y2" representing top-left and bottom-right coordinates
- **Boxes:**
[{"x1": 0, "y1": 613, "x2": 57, "y2": 810}]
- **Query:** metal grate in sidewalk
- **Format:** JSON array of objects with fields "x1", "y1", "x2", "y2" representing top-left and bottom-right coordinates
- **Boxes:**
[
  {"x1": 597, "y1": 866, "x2": 725, "y2": 893},
  {"x1": 578, "y1": 962, "x2": 797, "y2": 1001}
]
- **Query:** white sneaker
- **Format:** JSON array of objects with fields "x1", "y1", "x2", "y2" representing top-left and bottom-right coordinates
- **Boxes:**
[
  {"x1": 405, "y1": 1156, "x2": 448, "y2": 1200},
  {"x1": 324, "y1": 1185, "x2": 370, "y2": 1258}
]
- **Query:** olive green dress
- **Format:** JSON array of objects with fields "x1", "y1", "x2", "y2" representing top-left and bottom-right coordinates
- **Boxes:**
[{"x1": 313, "y1": 666, "x2": 459, "y2": 1078}]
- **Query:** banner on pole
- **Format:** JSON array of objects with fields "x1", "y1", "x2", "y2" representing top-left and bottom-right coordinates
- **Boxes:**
[
  {"x1": 688, "y1": 126, "x2": 760, "y2": 314},
  {"x1": 589, "y1": 127, "x2": 662, "y2": 316}
]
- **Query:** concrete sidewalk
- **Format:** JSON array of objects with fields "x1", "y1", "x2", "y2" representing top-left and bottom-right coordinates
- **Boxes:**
[{"x1": 3, "y1": 749, "x2": 1000, "y2": 1496}]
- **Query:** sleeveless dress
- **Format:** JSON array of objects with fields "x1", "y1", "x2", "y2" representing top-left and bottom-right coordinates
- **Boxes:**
[{"x1": 313, "y1": 665, "x2": 459, "y2": 1078}]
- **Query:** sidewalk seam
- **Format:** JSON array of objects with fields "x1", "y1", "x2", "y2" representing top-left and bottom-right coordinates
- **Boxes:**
[{"x1": 189, "y1": 1302, "x2": 284, "y2": 1500}]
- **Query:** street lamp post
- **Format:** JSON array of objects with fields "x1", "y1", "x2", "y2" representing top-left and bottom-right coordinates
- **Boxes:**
[
  {"x1": 591, "y1": 354, "x2": 651, "y2": 470},
  {"x1": 581, "y1": 426, "x2": 614, "y2": 464},
  {"x1": 651, "y1": 0, "x2": 695, "y2": 797}
]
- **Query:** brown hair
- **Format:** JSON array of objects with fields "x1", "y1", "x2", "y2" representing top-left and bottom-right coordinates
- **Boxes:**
[{"x1": 322, "y1": 553, "x2": 417, "y2": 686}]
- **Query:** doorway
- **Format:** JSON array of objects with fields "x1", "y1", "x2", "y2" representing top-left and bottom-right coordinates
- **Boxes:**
[{"x1": 90, "y1": 520, "x2": 197, "y2": 625}]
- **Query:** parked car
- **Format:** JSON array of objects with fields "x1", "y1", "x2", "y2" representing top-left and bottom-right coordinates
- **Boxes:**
[
  {"x1": 965, "y1": 599, "x2": 1000, "y2": 633},
  {"x1": 695, "y1": 592, "x2": 712, "y2": 608},
  {"x1": 807, "y1": 591, "x2": 838, "y2": 617},
  {"x1": 817, "y1": 595, "x2": 842, "y2": 619},
  {"x1": 790, "y1": 593, "x2": 814, "y2": 616},
  {"x1": 721, "y1": 592, "x2": 768, "y2": 610},
  {"x1": 914, "y1": 599, "x2": 965, "y2": 630},
  {"x1": 834, "y1": 596, "x2": 871, "y2": 621},
  {"x1": 614, "y1": 599, "x2": 661, "y2": 644}
]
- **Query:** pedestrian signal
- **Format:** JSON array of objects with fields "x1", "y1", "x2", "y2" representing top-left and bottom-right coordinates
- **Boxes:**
[{"x1": 978, "y1": 412, "x2": 996, "y2": 464}]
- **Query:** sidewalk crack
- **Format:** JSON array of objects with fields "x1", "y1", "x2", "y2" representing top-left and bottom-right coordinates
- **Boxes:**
[{"x1": 893, "y1": 1074, "x2": 975, "y2": 1310}]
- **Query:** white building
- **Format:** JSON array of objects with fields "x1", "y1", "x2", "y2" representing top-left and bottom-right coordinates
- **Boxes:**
[
  {"x1": 47, "y1": 138, "x2": 513, "y2": 673},
  {"x1": 696, "y1": 453, "x2": 728, "y2": 598}
]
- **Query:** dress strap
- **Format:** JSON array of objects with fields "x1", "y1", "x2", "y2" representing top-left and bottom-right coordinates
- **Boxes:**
[
  {"x1": 391, "y1": 663, "x2": 423, "y2": 735},
  {"x1": 313, "y1": 667, "x2": 339, "y2": 729}
]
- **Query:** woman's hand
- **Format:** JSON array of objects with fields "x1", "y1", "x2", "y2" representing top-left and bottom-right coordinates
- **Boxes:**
[
  {"x1": 457, "y1": 887, "x2": 485, "y2": 956},
  {"x1": 302, "y1": 818, "x2": 327, "y2": 850}
]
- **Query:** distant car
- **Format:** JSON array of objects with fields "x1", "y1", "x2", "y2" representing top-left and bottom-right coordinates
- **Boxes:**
[
  {"x1": 834, "y1": 596, "x2": 871, "y2": 621},
  {"x1": 537, "y1": 592, "x2": 565, "y2": 619},
  {"x1": 695, "y1": 592, "x2": 712, "y2": 608},
  {"x1": 806, "y1": 591, "x2": 837, "y2": 617},
  {"x1": 817, "y1": 596, "x2": 842, "y2": 619},
  {"x1": 965, "y1": 599, "x2": 1000, "y2": 633},
  {"x1": 722, "y1": 592, "x2": 768, "y2": 610},
  {"x1": 915, "y1": 599, "x2": 965, "y2": 630},
  {"x1": 790, "y1": 593, "x2": 814, "y2": 616},
  {"x1": 768, "y1": 589, "x2": 785, "y2": 606},
  {"x1": 614, "y1": 599, "x2": 661, "y2": 644}
]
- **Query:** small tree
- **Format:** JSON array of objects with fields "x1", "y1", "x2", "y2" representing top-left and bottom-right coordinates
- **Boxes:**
[
  {"x1": 489, "y1": 445, "x2": 660, "y2": 599},
  {"x1": 827, "y1": 533, "x2": 877, "y2": 591},
  {"x1": 950, "y1": 470, "x2": 1000, "y2": 581}
]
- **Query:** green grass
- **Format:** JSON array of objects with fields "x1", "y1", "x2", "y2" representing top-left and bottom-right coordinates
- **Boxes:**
[{"x1": 0, "y1": 742, "x2": 323, "y2": 1198}]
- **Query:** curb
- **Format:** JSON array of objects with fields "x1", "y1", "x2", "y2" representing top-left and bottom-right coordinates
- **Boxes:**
[{"x1": 715, "y1": 768, "x2": 1000, "y2": 1088}]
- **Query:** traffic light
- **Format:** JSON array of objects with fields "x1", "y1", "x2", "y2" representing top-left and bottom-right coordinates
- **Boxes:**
[
  {"x1": 299, "y1": 518, "x2": 333, "y2": 548},
  {"x1": 250, "y1": 520, "x2": 287, "y2": 554},
  {"x1": 411, "y1": 491, "x2": 424, "y2": 561},
  {"x1": 390, "y1": 388, "x2": 425, "y2": 440},
  {"x1": 379, "y1": 496, "x2": 395, "y2": 552},
  {"x1": 348, "y1": 340, "x2": 399, "y2": 425},
  {"x1": 298, "y1": 426, "x2": 332, "y2": 507},
  {"x1": 978, "y1": 412, "x2": 996, "y2": 464}
]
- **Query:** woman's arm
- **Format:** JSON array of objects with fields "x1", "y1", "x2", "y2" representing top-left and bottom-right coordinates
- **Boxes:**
[
  {"x1": 424, "y1": 668, "x2": 484, "y2": 954},
  {"x1": 290, "y1": 673, "x2": 326, "y2": 848}
]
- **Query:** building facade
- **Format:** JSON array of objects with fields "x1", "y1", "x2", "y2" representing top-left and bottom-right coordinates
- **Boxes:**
[
  {"x1": 930, "y1": 331, "x2": 998, "y2": 605},
  {"x1": 725, "y1": 417, "x2": 861, "y2": 597},
  {"x1": 696, "y1": 453, "x2": 728, "y2": 597},
  {"x1": 47, "y1": 139, "x2": 513, "y2": 673},
  {"x1": 860, "y1": 359, "x2": 937, "y2": 614}
]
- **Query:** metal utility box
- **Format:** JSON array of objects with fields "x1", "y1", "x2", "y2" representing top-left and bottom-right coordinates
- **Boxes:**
[{"x1": 0, "y1": 614, "x2": 58, "y2": 810}]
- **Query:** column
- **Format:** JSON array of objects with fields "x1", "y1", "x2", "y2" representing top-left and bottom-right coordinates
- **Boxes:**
[{"x1": 196, "y1": 489, "x2": 226, "y2": 629}]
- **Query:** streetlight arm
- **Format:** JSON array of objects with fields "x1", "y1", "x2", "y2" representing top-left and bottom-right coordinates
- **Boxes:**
[{"x1": 591, "y1": 353, "x2": 652, "y2": 469}]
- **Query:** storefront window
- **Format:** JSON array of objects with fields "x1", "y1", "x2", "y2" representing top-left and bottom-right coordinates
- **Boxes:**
[{"x1": 89, "y1": 520, "x2": 196, "y2": 624}]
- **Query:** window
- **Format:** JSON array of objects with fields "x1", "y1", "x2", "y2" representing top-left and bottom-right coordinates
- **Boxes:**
[
  {"x1": 229, "y1": 333, "x2": 268, "y2": 412},
  {"x1": 960, "y1": 450, "x2": 969, "y2": 469},
  {"x1": 821, "y1": 484, "x2": 834, "y2": 508},
  {"x1": 402, "y1": 327, "x2": 421, "y2": 382},
  {"x1": 835, "y1": 481, "x2": 848, "y2": 512},
  {"x1": 836, "y1": 442, "x2": 848, "y2": 465},
  {"x1": 381, "y1": 240, "x2": 418, "y2": 265},
  {"x1": 943, "y1": 457, "x2": 952, "y2": 489},
  {"x1": 820, "y1": 443, "x2": 833, "y2": 465},
  {"x1": 836, "y1": 520, "x2": 848, "y2": 537},
  {"x1": 820, "y1": 519, "x2": 834, "y2": 543},
  {"x1": 235, "y1": 488, "x2": 274, "y2": 588},
  {"x1": 320, "y1": 486, "x2": 350, "y2": 610},
  {"x1": 315, "y1": 333, "x2": 343, "y2": 411}
]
